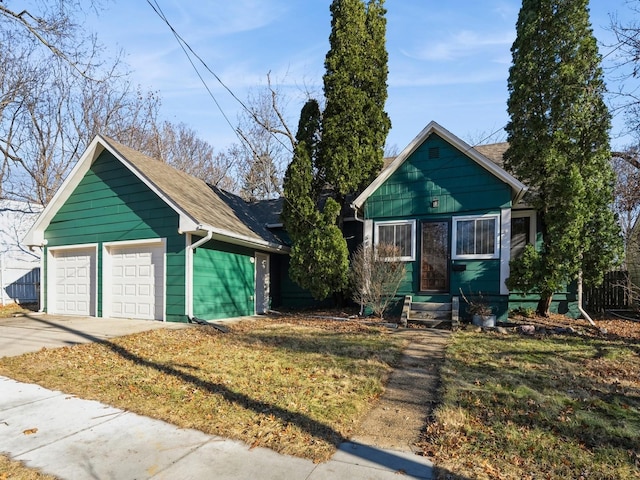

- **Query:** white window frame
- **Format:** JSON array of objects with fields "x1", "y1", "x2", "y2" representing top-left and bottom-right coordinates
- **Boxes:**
[
  {"x1": 374, "y1": 219, "x2": 416, "y2": 261},
  {"x1": 452, "y1": 214, "x2": 500, "y2": 260}
]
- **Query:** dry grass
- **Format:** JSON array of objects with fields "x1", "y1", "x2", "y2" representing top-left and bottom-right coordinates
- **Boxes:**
[
  {"x1": 0, "y1": 454, "x2": 58, "y2": 480},
  {"x1": 419, "y1": 316, "x2": 640, "y2": 479},
  {"x1": 0, "y1": 303, "x2": 38, "y2": 318},
  {"x1": 0, "y1": 316, "x2": 404, "y2": 462}
]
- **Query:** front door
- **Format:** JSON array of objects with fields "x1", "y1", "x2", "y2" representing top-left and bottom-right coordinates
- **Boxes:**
[{"x1": 421, "y1": 221, "x2": 449, "y2": 292}]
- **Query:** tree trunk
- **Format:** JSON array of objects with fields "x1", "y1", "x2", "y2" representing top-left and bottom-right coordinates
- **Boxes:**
[{"x1": 536, "y1": 294, "x2": 553, "y2": 317}]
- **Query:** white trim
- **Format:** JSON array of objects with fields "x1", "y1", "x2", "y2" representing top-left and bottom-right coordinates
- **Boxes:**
[
  {"x1": 102, "y1": 239, "x2": 166, "y2": 321},
  {"x1": 255, "y1": 252, "x2": 270, "y2": 315},
  {"x1": 374, "y1": 219, "x2": 416, "y2": 261},
  {"x1": 103, "y1": 238, "x2": 165, "y2": 248},
  {"x1": 352, "y1": 121, "x2": 528, "y2": 211},
  {"x1": 363, "y1": 219, "x2": 373, "y2": 248},
  {"x1": 500, "y1": 209, "x2": 511, "y2": 295},
  {"x1": 186, "y1": 233, "x2": 192, "y2": 319},
  {"x1": 451, "y1": 214, "x2": 500, "y2": 260},
  {"x1": 47, "y1": 244, "x2": 99, "y2": 317}
]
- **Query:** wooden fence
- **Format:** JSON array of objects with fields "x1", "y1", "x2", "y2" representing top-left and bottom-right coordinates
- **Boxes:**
[{"x1": 583, "y1": 270, "x2": 630, "y2": 312}]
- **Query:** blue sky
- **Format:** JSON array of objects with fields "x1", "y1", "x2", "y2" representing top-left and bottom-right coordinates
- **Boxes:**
[{"x1": 88, "y1": 1, "x2": 635, "y2": 154}]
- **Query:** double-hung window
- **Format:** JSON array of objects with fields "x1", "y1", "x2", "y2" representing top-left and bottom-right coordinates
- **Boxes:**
[
  {"x1": 452, "y1": 214, "x2": 500, "y2": 259},
  {"x1": 375, "y1": 220, "x2": 416, "y2": 261}
]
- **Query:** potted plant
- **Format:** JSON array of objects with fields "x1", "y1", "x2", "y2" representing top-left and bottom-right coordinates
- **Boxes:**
[{"x1": 461, "y1": 290, "x2": 496, "y2": 327}]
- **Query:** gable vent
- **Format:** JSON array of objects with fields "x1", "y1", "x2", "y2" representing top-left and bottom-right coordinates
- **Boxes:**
[{"x1": 428, "y1": 147, "x2": 440, "y2": 159}]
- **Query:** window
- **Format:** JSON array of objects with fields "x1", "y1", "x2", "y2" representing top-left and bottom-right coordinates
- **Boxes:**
[
  {"x1": 452, "y1": 215, "x2": 499, "y2": 259},
  {"x1": 375, "y1": 220, "x2": 416, "y2": 261},
  {"x1": 511, "y1": 211, "x2": 536, "y2": 259}
]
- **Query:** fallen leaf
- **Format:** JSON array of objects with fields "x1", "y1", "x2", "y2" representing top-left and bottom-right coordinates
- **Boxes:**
[{"x1": 23, "y1": 428, "x2": 38, "y2": 435}]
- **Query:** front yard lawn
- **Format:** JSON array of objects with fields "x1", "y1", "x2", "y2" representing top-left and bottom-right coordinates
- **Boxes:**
[
  {"x1": 420, "y1": 317, "x2": 640, "y2": 479},
  {"x1": 0, "y1": 317, "x2": 404, "y2": 462}
]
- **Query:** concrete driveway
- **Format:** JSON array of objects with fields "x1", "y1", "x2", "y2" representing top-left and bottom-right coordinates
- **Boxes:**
[{"x1": 0, "y1": 313, "x2": 188, "y2": 358}]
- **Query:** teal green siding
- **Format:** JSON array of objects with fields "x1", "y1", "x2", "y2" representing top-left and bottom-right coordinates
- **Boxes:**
[
  {"x1": 363, "y1": 133, "x2": 511, "y2": 320},
  {"x1": 192, "y1": 240, "x2": 255, "y2": 320},
  {"x1": 365, "y1": 134, "x2": 511, "y2": 219},
  {"x1": 44, "y1": 151, "x2": 187, "y2": 322}
]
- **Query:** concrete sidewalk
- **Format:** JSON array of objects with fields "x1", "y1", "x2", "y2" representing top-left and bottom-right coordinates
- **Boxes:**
[{"x1": 0, "y1": 376, "x2": 433, "y2": 479}]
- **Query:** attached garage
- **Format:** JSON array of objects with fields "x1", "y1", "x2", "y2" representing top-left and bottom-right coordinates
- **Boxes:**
[
  {"x1": 104, "y1": 241, "x2": 165, "y2": 321},
  {"x1": 48, "y1": 246, "x2": 97, "y2": 316}
]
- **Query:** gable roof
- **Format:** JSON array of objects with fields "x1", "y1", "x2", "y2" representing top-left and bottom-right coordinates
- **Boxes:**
[
  {"x1": 24, "y1": 135, "x2": 288, "y2": 253},
  {"x1": 352, "y1": 121, "x2": 527, "y2": 210}
]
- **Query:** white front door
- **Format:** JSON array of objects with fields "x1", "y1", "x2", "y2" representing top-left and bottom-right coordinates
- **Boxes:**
[
  {"x1": 51, "y1": 248, "x2": 96, "y2": 316},
  {"x1": 109, "y1": 244, "x2": 164, "y2": 320},
  {"x1": 255, "y1": 253, "x2": 270, "y2": 314}
]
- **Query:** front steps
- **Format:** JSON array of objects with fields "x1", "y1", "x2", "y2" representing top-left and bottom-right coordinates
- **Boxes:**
[{"x1": 400, "y1": 295, "x2": 459, "y2": 329}]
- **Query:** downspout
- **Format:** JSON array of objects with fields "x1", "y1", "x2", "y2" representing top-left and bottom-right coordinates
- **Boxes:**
[
  {"x1": 577, "y1": 270, "x2": 597, "y2": 328},
  {"x1": 186, "y1": 228, "x2": 213, "y2": 320},
  {"x1": 351, "y1": 204, "x2": 366, "y2": 316}
]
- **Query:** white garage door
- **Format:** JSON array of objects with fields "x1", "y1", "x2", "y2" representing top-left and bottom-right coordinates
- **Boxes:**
[
  {"x1": 52, "y1": 248, "x2": 96, "y2": 316},
  {"x1": 110, "y1": 244, "x2": 164, "y2": 320}
]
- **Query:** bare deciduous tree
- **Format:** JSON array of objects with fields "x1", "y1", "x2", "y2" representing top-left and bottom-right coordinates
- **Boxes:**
[
  {"x1": 235, "y1": 75, "x2": 298, "y2": 201},
  {"x1": 145, "y1": 122, "x2": 238, "y2": 192}
]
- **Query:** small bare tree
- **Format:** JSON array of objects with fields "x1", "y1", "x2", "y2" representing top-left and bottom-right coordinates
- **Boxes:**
[
  {"x1": 612, "y1": 149, "x2": 640, "y2": 308},
  {"x1": 350, "y1": 243, "x2": 406, "y2": 320}
]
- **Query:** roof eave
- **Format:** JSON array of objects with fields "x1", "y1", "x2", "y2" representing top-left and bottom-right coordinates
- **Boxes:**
[{"x1": 193, "y1": 224, "x2": 290, "y2": 254}]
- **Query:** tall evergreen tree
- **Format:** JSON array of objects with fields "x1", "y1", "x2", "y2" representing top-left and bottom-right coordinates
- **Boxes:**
[
  {"x1": 281, "y1": 0, "x2": 389, "y2": 303},
  {"x1": 504, "y1": 0, "x2": 622, "y2": 315},
  {"x1": 282, "y1": 100, "x2": 350, "y2": 300},
  {"x1": 319, "y1": 0, "x2": 390, "y2": 205}
]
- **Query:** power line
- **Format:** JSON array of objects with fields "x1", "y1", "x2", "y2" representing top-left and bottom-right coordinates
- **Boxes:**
[{"x1": 146, "y1": 0, "x2": 294, "y2": 156}]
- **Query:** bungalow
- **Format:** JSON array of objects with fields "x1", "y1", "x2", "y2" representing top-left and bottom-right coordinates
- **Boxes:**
[
  {"x1": 24, "y1": 122, "x2": 579, "y2": 323},
  {"x1": 352, "y1": 121, "x2": 578, "y2": 322}
]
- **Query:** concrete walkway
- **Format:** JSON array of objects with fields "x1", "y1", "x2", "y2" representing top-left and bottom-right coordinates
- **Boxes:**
[{"x1": 0, "y1": 315, "x2": 434, "y2": 479}]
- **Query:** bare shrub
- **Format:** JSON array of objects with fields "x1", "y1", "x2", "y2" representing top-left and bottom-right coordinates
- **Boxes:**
[{"x1": 350, "y1": 243, "x2": 406, "y2": 320}]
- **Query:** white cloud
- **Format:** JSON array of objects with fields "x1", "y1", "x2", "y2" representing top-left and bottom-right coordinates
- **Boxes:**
[{"x1": 405, "y1": 29, "x2": 515, "y2": 62}]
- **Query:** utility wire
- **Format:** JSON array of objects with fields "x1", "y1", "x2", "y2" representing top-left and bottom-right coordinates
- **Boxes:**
[{"x1": 146, "y1": 0, "x2": 294, "y2": 156}]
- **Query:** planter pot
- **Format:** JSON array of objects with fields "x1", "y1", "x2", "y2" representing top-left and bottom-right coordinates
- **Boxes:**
[{"x1": 472, "y1": 314, "x2": 496, "y2": 328}]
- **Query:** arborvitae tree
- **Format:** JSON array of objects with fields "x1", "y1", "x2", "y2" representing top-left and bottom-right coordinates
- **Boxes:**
[
  {"x1": 282, "y1": 100, "x2": 350, "y2": 300},
  {"x1": 282, "y1": 0, "x2": 389, "y2": 303},
  {"x1": 504, "y1": 0, "x2": 622, "y2": 315},
  {"x1": 319, "y1": 0, "x2": 390, "y2": 206},
  {"x1": 282, "y1": 100, "x2": 321, "y2": 241}
]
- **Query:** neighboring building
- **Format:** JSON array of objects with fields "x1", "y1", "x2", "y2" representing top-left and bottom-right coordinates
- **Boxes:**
[
  {"x1": 0, "y1": 200, "x2": 41, "y2": 305},
  {"x1": 24, "y1": 123, "x2": 581, "y2": 323}
]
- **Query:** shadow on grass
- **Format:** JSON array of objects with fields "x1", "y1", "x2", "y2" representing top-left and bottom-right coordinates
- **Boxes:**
[
  {"x1": 14, "y1": 314, "x2": 434, "y2": 477},
  {"x1": 445, "y1": 332, "x2": 640, "y2": 455}
]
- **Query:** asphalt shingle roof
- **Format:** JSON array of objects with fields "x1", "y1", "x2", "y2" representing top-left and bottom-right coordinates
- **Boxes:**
[{"x1": 100, "y1": 136, "x2": 285, "y2": 249}]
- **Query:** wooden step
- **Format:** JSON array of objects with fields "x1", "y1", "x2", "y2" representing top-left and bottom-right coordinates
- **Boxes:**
[{"x1": 400, "y1": 295, "x2": 459, "y2": 329}]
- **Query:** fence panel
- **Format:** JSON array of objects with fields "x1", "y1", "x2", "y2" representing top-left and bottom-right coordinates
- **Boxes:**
[
  {"x1": 583, "y1": 270, "x2": 630, "y2": 312},
  {"x1": 1, "y1": 262, "x2": 40, "y2": 305}
]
